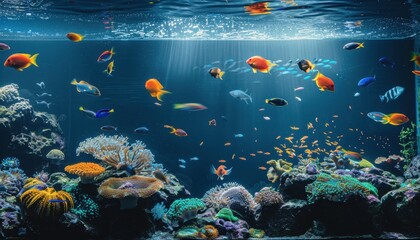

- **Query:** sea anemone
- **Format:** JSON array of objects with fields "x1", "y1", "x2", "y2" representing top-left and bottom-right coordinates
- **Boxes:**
[
  {"x1": 98, "y1": 176, "x2": 164, "y2": 209},
  {"x1": 254, "y1": 187, "x2": 283, "y2": 207},
  {"x1": 20, "y1": 187, "x2": 74, "y2": 220},
  {"x1": 64, "y1": 162, "x2": 105, "y2": 184}
]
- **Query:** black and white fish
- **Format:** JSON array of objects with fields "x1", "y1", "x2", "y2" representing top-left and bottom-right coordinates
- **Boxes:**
[
  {"x1": 36, "y1": 100, "x2": 51, "y2": 108},
  {"x1": 379, "y1": 86, "x2": 404, "y2": 103},
  {"x1": 36, "y1": 92, "x2": 52, "y2": 97}
]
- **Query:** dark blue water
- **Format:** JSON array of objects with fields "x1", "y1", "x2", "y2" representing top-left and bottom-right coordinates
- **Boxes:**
[{"x1": 0, "y1": 39, "x2": 415, "y2": 196}]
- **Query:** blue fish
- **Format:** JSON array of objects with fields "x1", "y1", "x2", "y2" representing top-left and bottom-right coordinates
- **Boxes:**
[
  {"x1": 179, "y1": 165, "x2": 186, "y2": 169},
  {"x1": 379, "y1": 57, "x2": 396, "y2": 68},
  {"x1": 178, "y1": 159, "x2": 186, "y2": 164},
  {"x1": 70, "y1": 79, "x2": 101, "y2": 96},
  {"x1": 134, "y1": 127, "x2": 149, "y2": 134},
  {"x1": 234, "y1": 133, "x2": 244, "y2": 138},
  {"x1": 358, "y1": 76, "x2": 376, "y2": 87},
  {"x1": 190, "y1": 157, "x2": 199, "y2": 161},
  {"x1": 95, "y1": 109, "x2": 114, "y2": 118},
  {"x1": 79, "y1": 107, "x2": 97, "y2": 119}
]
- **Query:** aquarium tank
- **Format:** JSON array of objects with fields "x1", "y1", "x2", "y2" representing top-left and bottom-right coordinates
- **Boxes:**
[{"x1": 1, "y1": 0, "x2": 420, "y2": 239}]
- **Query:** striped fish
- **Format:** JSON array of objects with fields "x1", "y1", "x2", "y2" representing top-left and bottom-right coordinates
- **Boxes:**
[{"x1": 379, "y1": 86, "x2": 404, "y2": 103}]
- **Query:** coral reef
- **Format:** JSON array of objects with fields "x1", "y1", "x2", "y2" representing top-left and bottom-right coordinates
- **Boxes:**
[
  {"x1": 0, "y1": 198, "x2": 22, "y2": 237},
  {"x1": 279, "y1": 168, "x2": 317, "y2": 199},
  {"x1": 46, "y1": 149, "x2": 65, "y2": 164},
  {"x1": 149, "y1": 202, "x2": 167, "y2": 221},
  {"x1": 1, "y1": 157, "x2": 20, "y2": 169},
  {"x1": 71, "y1": 194, "x2": 100, "y2": 222},
  {"x1": 64, "y1": 162, "x2": 105, "y2": 184},
  {"x1": 20, "y1": 187, "x2": 74, "y2": 221},
  {"x1": 0, "y1": 168, "x2": 27, "y2": 202},
  {"x1": 266, "y1": 159, "x2": 293, "y2": 183},
  {"x1": 306, "y1": 173, "x2": 378, "y2": 203},
  {"x1": 98, "y1": 175, "x2": 164, "y2": 209},
  {"x1": 375, "y1": 154, "x2": 405, "y2": 176},
  {"x1": 166, "y1": 198, "x2": 205, "y2": 223},
  {"x1": 199, "y1": 225, "x2": 219, "y2": 239},
  {"x1": 404, "y1": 155, "x2": 420, "y2": 179},
  {"x1": 215, "y1": 218, "x2": 249, "y2": 239},
  {"x1": 249, "y1": 228, "x2": 265, "y2": 238},
  {"x1": 76, "y1": 135, "x2": 154, "y2": 176},
  {"x1": 254, "y1": 187, "x2": 283, "y2": 207},
  {"x1": 175, "y1": 225, "x2": 200, "y2": 239}
]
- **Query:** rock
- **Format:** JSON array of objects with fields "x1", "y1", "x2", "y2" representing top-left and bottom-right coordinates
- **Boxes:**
[
  {"x1": 404, "y1": 155, "x2": 420, "y2": 179},
  {"x1": 279, "y1": 170, "x2": 316, "y2": 200}
]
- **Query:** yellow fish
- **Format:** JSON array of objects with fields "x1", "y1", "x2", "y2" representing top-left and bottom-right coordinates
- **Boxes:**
[
  {"x1": 307, "y1": 122, "x2": 314, "y2": 129},
  {"x1": 285, "y1": 137, "x2": 294, "y2": 143},
  {"x1": 290, "y1": 126, "x2": 299, "y2": 130},
  {"x1": 103, "y1": 60, "x2": 115, "y2": 76}
]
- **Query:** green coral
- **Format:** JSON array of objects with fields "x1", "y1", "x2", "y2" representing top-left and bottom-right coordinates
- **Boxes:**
[
  {"x1": 306, "y1": 173, "x2": 378, "y2": 204},
  {"x1": 71, "y1": 194, "x2": 100, "y2": 221},
  {"x1": 249, "y1": 228, "x2": 265, "y2": 238},
  {"x1": 215, "y1": 208, "x2": 238, "y2": 222},
  {"x1": 166, "y1": 198, "x2": 205, "y2": 221},
  {"x1": 175, "y1": 226, "x2": 200, "y2": 239},
  {"x1": 398, "y1": 121, "x2": 417, "y2": 170}
]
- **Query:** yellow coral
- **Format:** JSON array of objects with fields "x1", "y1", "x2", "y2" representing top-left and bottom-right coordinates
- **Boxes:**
[
  {"x1": 64, "y1": 162, "x2": 105, "y2": 183},
  {"x1": 20, "y1": 187, "x2": 74, "y2": 220},
  {"x1": 266, "y1": 159, "x2": 293, "y2": 183}
]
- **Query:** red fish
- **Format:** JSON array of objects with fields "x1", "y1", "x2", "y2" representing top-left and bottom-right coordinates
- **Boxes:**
[
  {"x1": 145, "y1": 78, "x2": 171, "y2": 102},
  {"x1": 313, "y1": 71, "x2": 334, "y2": 92},
  {"x1": 164, "y1": 125, "x2": 187, "y2": 136},
  {"x1": 210, "y1": 165, "x2": 232, "y2": 180},
  {"x1": 97, "y1": 47, "x2": 115, "y2": 62},
  {"x1": 4, "y1": 53, "x2": 39, "y2": 71},
  {"x1": 246, "y1": 56, "x2": 277, "y2": 73},
  {"x1": 244, "y1": 2, "x2": 272, "y2": 15}
]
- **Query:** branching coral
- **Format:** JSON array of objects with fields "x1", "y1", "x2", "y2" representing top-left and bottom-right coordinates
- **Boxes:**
[
  {"x1": 20, "y1": 187, "x2": 74, "y2": 220},
  {"x1": 98, "y1": 175, "x2": 164, "y2": 209},
  {"x1": 305, "y1": 173, "x2": 378, "y2": 204},
  {"x1": 76, "y1": 134, "x2": 155, "y2": 175},
  {"x1": 202, "y1": 182, "x2": 257, "y2": 215},
  {"x1": 166, "y1": 198, "x2": 205, "y2": 222},
  {"x1": 64, "y1": 162, "x2": 105, "y2": 184},
  {"x1": 266, "y1": 159, "x2": 293, "y2": 183},
  {"x1": 11, "y1": 132, "x2": 55, "y2": 155}
]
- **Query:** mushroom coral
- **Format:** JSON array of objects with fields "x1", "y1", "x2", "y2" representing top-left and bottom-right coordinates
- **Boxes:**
[
  {"x1": 64, "y1": 162, "x2": 105, "y2": 183},
  {"x1": 20, "y1": 187, "x2": 74, "y2": 220},
  {"x1": 98, "y1": 175, "x2": 164, "y2": 209}
]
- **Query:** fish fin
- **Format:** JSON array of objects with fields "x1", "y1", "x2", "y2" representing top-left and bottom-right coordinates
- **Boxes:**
[
  {"x1": 156, "y1": 90, "x2": 171, "y2": 102},
  {"x1": 319, "y1": 87, "x2": 325, "y2": 91},
  {"x1": 381, "y1": 114, "x2": 391, "y2": 124},
  {"x1": 267, "y1": 61, "x2": 277, "y2": 71},
  {"x1": 379, "y1": 95, "x2": 385, "y2": 102},
  {"x1": 252, "y1": 68, "x2": 257, "y2": 73},
  {"x1": 210, "y1": 165, "x2": 217, "y2": 174},
  {"x1": 110, "y1": 47, "x2": 115, "y2": 55},
  {"x1": 219, "y1": 71, "x2": 224, "y2": 80},
  {"x1": 70, "y1": 79, "x2": 78, "y2": 85},
  {"x1": 358, "y1": 42, "x2": 364, "y2": 48},
  {"x1": 79, "y1": 106, "x2": 84, "y2": 111},
  {"x1": 79, "y1": 80, "x2": 88, "y2": 84},
  {"x1": 225, "y1": 167, "x2": 233, "y2": 176},
  {"x1": 109, "y1": 109, "x2": 114, "y2": 113},
  {"x1": 30, "y1": 53, "x2": 39, "y2": 67},
  {"x1": 313, "y1": 71, "x2": 320, "y2": 81}
]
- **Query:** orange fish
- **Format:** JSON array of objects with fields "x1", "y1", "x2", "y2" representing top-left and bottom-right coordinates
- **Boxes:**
[
  {"x1": 307, "y1": 122, "x2": 313, "y2": 129},
  {"x1": 258, "y1": 166, "x2": 267, "y2": 171},
  {"x1": 264, "y1": 152, "x2": 271, "y2": 155},
  {"x1": 276, "y1": 135, "x2": 281, "y2": 139},
  {"x1": 66, "y1": 32, "x2": 84, "y2": 42},
  {"x1": 313, "y1": 71, "x2": 335, "y2": 92},
  {"x1": 368, "y1": 112, "x2": 409, "y2": 126},
  {"x1": 164, "y1": 125, "x2": 187, "y2": 136},
  {"x1": 257, "y1": 151, "x2": 263, "y2": 154},
  {"x1": 244, "y1": 2, "x2": 272, "y2": 15},
  {"x1": 211, "y1": 165, "x2": 232, "y2": 180},
  {"x1": 246, "y1": 56, "x2": 277, "y2": 73},
  {"x1": 239, "y1": 157, "x2": 246, "y2": 161},
  {"x1": 145, "y1": 78, "x2": 171, "y2": 101},
  {"x1": 250, "y1": 153, "x2": 256, "y2": 157},
  {"x1": 412, "y1": 70, "x2": 420, "y2": 76},
  {"x1": 410, "y1": 52, "x2": 420, "y2": 66},
  {"x1": 4, "y1": 53, "x2": 39, "y2": 71},
  {"x1": 219, "y1": 159, "x2": 226, "y2": 163}
]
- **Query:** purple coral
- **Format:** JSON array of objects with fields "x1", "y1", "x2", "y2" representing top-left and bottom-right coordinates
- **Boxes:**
[
  {"x1": 215, "y1": 218, "x2": 249, "y2": 239},
  {"x1": 0, "y1": 198, "x2": 21, "y2": 234}
]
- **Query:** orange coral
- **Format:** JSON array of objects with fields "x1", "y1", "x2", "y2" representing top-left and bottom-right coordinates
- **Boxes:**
[
  {"x1": 20, "y1": 187, "x2": 74, "y2": 221},
  {"x1": 199, "y1": 225, "x2": 219, "y2": 239},
  {"x1": 98, "y1": 176, "x2": 164, "y2": 209},
  {"x1": 64, "y1": 162, "x2": 105, "y2": 183}
]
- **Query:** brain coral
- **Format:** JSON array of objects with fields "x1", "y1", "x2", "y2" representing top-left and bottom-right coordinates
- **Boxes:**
[
  {"x1": 98, "y1": 175, "x2": 164, "y2": 209},
  {"x1": 64, "y1": 162, "x2": 105, "y2": 184}
]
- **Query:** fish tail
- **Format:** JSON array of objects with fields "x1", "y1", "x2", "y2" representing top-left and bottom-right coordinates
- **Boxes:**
[
  {"x1": 410, "y1": 52, "x2": 419, "y2": 61},
  {"x1": 219, "y1": 71, "x2": 225, "y2": 80},
  {"x1": 156, "y1": 90, "x2": 171, "y2": 102},
  {"x1": 110, "y1": 47, "x2": 115, "y2": 55},
  {"x1": 173, "y1": 104, "x2": 183, "y2": 110},
  {"x1": 70, "y1": 79, "x2": 78, "y2": 85},
  {"x1": 164, "y1": 125, "x2": 176, "y2": 133},
  {"x1": 225, "y1": 167, "x2": 233, "y2": 176},
  {"x1": 379, "y1": 95, "x2": 385, "y2": 102},
  {"x1": 313, "y1": 71, "x2": 320, "y2": 81},
  {"x1": 252, "y1": 68, "x2": 257, "y2": 73},
  {"x1": 79, "y1": 106, "x2": 84, "y2": 111},
  {"x1": 109, "y1": 109, "x2": 114, "y2": 113},
  {"x1": 265, "y1": 99, "x2": 269, "y2": 103},
  {"x1": 30, "y1": 53, "x2": 39, "y2": 67},
  {"x1": 210, "y1": 165, "x2": 217, "y2": 175},
  {"x1": 381, "y1": 115, "x2": 391, "y2": 124},
  {"x1": 358, "y1": 42, "x2": 364, "y2": 48},
  {"x1": 80, "y1": 35, "x2": 85, "y2": 40}
]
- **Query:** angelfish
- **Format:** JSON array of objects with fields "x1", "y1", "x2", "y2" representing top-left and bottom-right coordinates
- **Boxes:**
[{"x1": 210, "y1": 165, "x2": 233, "y2": 180}]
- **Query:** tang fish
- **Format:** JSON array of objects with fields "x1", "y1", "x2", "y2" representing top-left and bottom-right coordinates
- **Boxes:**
[
  {"x1": 164, "y1": 125, "x2": 188, "y2": 136},
  {"x1": 230, "y1": 89, "x2": 252, "y2": 104},
  {"x1": 145, "y1": 78, "x2": 171, "y2": 102},
  {"x1": 209, "y1": 67, "x2": 225, "y2": 80},
  {"x1": 4, "y1": 53, "x2": 39, "y2": 71},
  {"x1": 97, "y1": 47, "x2": 115, "y2": 62},
  {"x1": 103, "y1": 60, "x2": 115, "y2": 76},
  {"x1": 210, "y1": 165, "x2": 233, "y2": 180},
  {"x1": 379, "y1": 86, "x2": 404, "y2": 103},
  {"x1": 134, "y1": 127, "x2": 149, "y2": 134},
  {"x1": 66, "y1": 32, "x2": 84, "y2": 42},
  {"x1": 0, "y1": 43, "x2": 10, "y2": 50},
  {"x1": 343, "y1": 42, "x2": 364, "y2": 50},
  {"x1": 173, "y1": 103, "x2": 207, "y2": 111},
  {"x1": 367, "y1": 112, "x2": 409, "y2": 126},
  {"x1": 101, "y1": 125, "x2": 117, "y2": 131},
  {"x1": 379, "y1": 57, "x2": 396, "y2": 68},
  {"x1": 410, "y1": 52, "x2": 420, "y2": 66},
  {"x1": 244, "y1": 2, "x2": 272, "y2": 15},
  {"x1": 95, "y1": 108, "x2": 114, "y2": 118},
  {"x1": 297, "y1": 59, "x2": 315, "y2": 73},
  {"x1": 246, "y1": 56, "x2": 277, "y2": 74},
  {"x1": 265, "y1": 98, "x2": 288, "y2": 106},
  {"x1": 313, "y1": 71, "x2": 335, "y2": 92},
  {"x1": 71, "y1": 79, "x2": 101, "y2": 96},
  {"x1": 358, "y1": 76, "x2": 376, "y2": 87}
]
